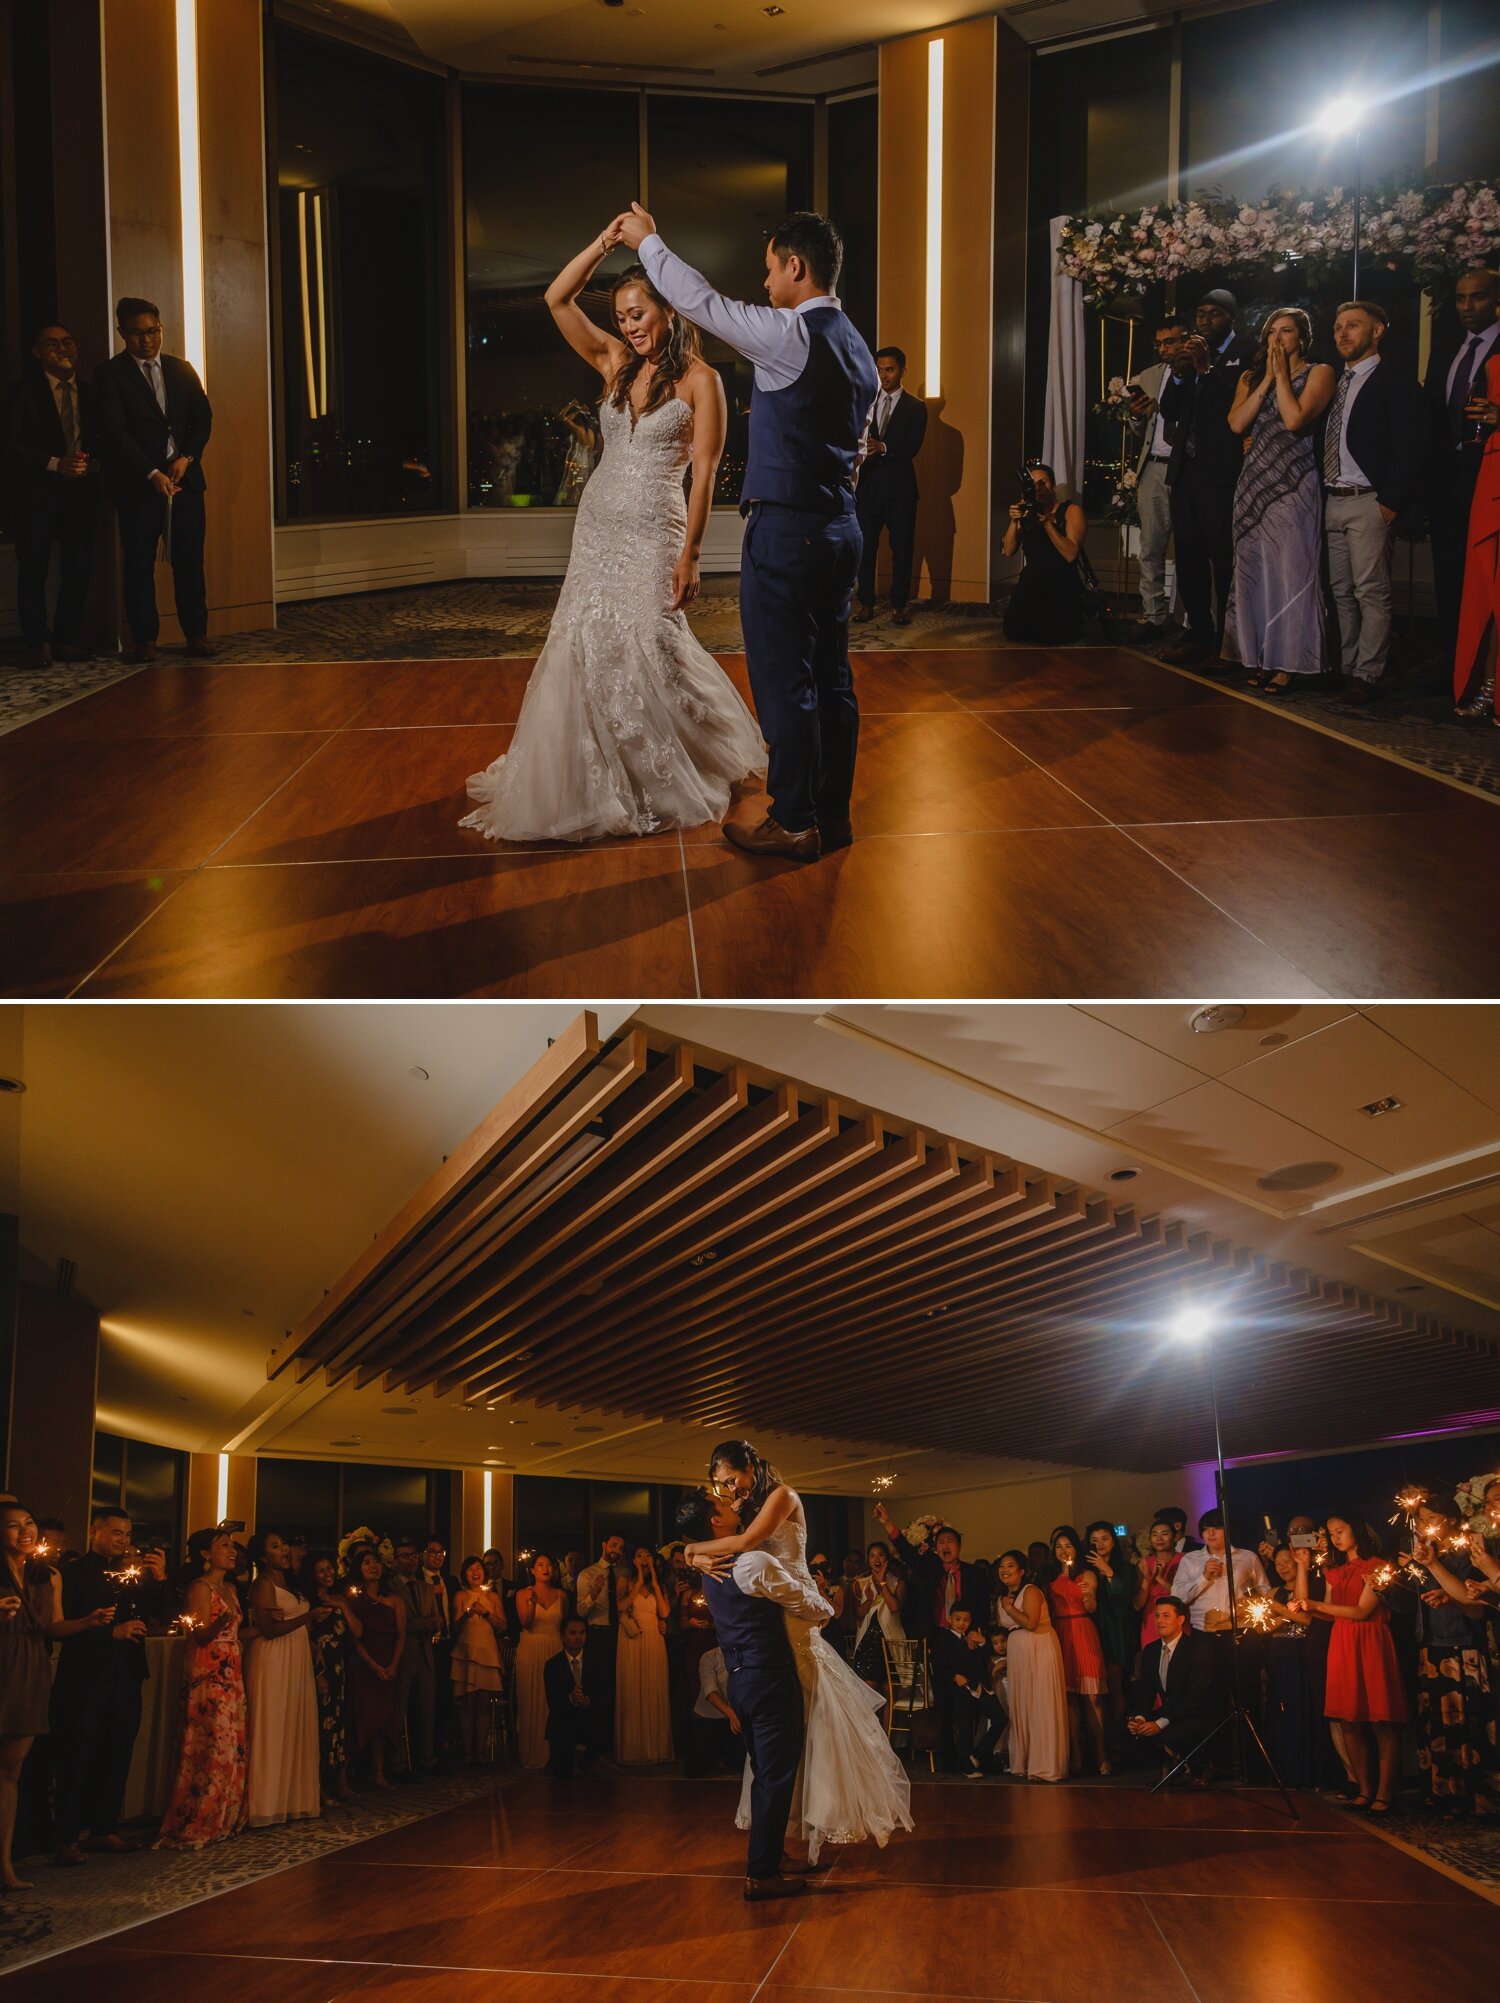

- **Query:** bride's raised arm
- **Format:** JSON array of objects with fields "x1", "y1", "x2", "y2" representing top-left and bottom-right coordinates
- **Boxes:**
[
  {"x1": 544, "y1": 231, "x2": 629, "y2": 381},
  {"x1": 685, "y1": 1482, "x2": 798, "y2": 1565}
]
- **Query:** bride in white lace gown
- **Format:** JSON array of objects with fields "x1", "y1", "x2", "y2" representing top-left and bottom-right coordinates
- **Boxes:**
[
  {"x1": 460, "y1": 228, "x2": 765, "y2": 844},
  {"x1": 687, "y1": 1444, "x2": 913, "y2": 1864}
]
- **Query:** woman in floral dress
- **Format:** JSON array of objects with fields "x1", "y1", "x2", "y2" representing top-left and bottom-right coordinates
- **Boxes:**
[
  {"x1": 306, "y1": 1550, "x2": 358, "y2": 1801},
  {"x1": 158, "y1": 1527, "x2": 248, "y2": 1849}
]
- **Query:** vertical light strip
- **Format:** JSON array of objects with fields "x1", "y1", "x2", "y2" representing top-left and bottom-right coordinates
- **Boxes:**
[
  {"x1": 312, "y1": 193, "x2": 329, "y2": 416},
  {"x1": 482, "y1": 1469, "x2": 493, "y2": 1554},
  {"x1": 297, "y1": 193, "x2": 317, "y2": 419},
  {"x1": 216, "y1": 1452, "x2": 230, "y2": 1524},
  {"x1": 174, "y1": 0, "x2": 206, "y2": 381},
  {"x1": 925, "y1": 38, "x2": 944, "y2": 399}
]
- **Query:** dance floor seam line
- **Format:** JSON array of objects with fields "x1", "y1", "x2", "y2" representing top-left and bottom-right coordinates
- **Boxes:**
[
  {"x1": 63, "y1": 872, "x2": 198, "y2": 1001},
  {"x1": 748, "y1": 1916, "x2": 807, "y2": 2003},
  {"x1": 679, "y1": 832, "x2": 704, "y2": 997},
  {"x1": 1136, "y1": 1890, "x2": 1206, "y2": 2003}
]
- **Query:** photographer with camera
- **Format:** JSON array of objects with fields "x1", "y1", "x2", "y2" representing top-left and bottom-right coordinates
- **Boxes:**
[{"x1": 1001, "y1": 462, "x2": 1087, "y2": 643}]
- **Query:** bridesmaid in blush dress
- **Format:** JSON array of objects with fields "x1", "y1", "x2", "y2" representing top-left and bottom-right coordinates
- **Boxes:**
[
  {"x1": 995, "y1": 1550, "x2": 1069, "y2": 1782},
  {"x1": 1047, "y1": 1526, "x2": 1110, "y2": 1776},
  {"x1": 158, "y1": 1527, "x2": 248, "y2": 1848},
  {"x1": 245, "y1": 1530, "x2": 322, "y2": 1827},
  {"x1": 347, "y1": 1547, "x2": 407, "y2": 1788},
  {"x1": 614, "y1": 1543, "x2": 672, "y2": 1764},
  {"x1": 515, "y1": 1553, "x2": 568, "y2": 1770},
  {"x1": 1291, "y1": 1510, "x2": 1409, "y2": 1814},
  {"x1": 1224, "y1": 309, "x2": 1335, "y2": 694}
]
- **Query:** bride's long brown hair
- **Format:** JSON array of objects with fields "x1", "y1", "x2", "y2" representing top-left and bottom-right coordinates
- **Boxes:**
[{"x1": 608, "y1": 264, "x2": 700, "y2": 420}]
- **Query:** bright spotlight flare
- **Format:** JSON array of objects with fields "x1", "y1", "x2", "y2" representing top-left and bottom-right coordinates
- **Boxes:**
[
  {"x1": 1169, "y1": 1308, "x2": 1214, "y2": 1343},
  {"x1": 1317, "y1": 92, "x2": 1367, "y2": 137}
]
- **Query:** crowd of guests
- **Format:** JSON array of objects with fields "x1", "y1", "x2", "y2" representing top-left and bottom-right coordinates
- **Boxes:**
[
  {"x1": 0, "y1": 1476, "x2": 1493, "y2": 1880},
  {"x1": 1114, "y1": 273, "x2": 1499, "y2": 719}
]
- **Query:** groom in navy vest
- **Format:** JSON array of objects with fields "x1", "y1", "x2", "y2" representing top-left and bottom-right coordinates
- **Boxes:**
[{"x1": 619, "y1": 203, "x2": 880, "y2": 861}]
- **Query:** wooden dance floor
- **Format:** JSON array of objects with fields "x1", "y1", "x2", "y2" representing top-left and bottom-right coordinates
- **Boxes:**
[
  {"x1": 1, "y1": 1773, "x2": 1489, "y2": 2003},
  {"x1": 2, "y1": 646, "x2": 1495, "y2": 998}
]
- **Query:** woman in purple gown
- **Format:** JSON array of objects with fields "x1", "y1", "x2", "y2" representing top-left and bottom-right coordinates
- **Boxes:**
[{"x1": 1224, "y1": 308, "x2": 1335, "y2": 694}]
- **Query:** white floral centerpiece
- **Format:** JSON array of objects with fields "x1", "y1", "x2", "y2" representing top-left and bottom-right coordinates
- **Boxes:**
[
  {"x1": 337, "y1": 1524, "x2": 395, "y2": 1574},
  {"x1": 1456, "y1": 1470, "x2": 1500, "y2": 1535}
]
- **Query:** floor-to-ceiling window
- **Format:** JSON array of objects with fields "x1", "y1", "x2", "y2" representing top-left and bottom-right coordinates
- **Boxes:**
[
  {"x1": 91, "y1": 1430, "x2": 185, "y2": 1559},
  {"x1": 827, "y1": 92, "x2": 879, "y2": 351},
  {"x1": 256, "y1": 1458, "x2": 454, "y2": 1549},
  {"x1": 269, "y1": 25, "x2": 448, "y2": 520}
]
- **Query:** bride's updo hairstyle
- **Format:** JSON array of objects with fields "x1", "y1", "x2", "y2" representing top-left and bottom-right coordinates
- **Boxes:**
[
  {"x1": 608, "y1": 264, "x2": 701, "y2": 421},
  {"x1": 708, "y1": 1439, "x2": 782, "y2": 1520}
]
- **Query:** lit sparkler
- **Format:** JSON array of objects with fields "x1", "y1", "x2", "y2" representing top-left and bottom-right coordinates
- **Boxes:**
[
  {"x1": 870, "y1": 1473, "x2": 898, "y2": 1494},
  {"x1": 34, "y1": 1540, "x2": 53, "y2": 1560},
  {"x1": 106, "y1": 1565, "x2": 142, "y2": 1587},
  {"x1": 1370, "y1": 1564, "x2": 1397, "y2": 1592},
  {"x1": 1390, "y1": 1486, "x2": 1428, "y2": 1532},
  {"x1": 1240, "y1": 1595, "x2": 1274, "y2": 1631}
]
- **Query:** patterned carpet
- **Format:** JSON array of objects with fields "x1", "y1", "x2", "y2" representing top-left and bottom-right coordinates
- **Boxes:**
[
  {"x1": 0, "y1": 1765, "x2": 505, "y2": 1974},
  {"x1": 2, "y1": 581, "x2": 1496, "y2": 802}
]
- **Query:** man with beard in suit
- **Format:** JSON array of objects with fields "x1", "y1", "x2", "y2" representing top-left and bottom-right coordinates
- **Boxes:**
[
  {"x1": 854, "y1": 346, "x2": 927, "y2": 627},
  {"x1": 1, "y1": 324, "x2": 100, "y2": 669},
  {"x1": 1159, "y1": 290, "x2": 1256, "y2": 668},
  {"x1": 93, "y1": 297, "x2": 213, "y2": 664}
]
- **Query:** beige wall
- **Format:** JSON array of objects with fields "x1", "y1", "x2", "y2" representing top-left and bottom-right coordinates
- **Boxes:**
[
  {"x1": 100, "y1": 0, "x2": 274, "y2": 640},
  {"x1": 863, "y1": 1463, "x2": 1208, "y2": 1559},
  {"x1": 878, "y1": 17, "x2": 996, "y2": 605},
  {"x1": 184, "y1": 1450, "x2": 257, "y2": 1537}
]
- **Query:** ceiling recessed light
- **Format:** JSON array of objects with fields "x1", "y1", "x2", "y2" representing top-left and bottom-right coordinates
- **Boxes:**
[
  {"x1": 1108, "y1": 1167, "x2": 1139, "y2": 1182},
  {"x1": 0, "y1": 1077, "x2": 27, "y2": 1094},
  {"x1": 1256, "y1": 1160, "x2": 1341, "y2": 1192},
  {"x1": 381, "y1": 1405, "x2": 417, "y2": 1416},
  {"x1": 762, "y1": 3, "x2": 785, "y2": 13},
  {"x1": 509, "y1": 1418, "x2": 527, "y2": 1426},
  {"x1": 1358, "y1": 1095, "x2": 1403, "y2": 1118},
  {"x1": 329, "y1": 1435, "x2": 363, "y2": 1446},
  {"x1": 1189, "y1": 1005, "x2": 1246, "y2": 1035},
  {"x1": 1258, "y1": 1031, "x2": 1289, "y2": 1048},
  {"x1": 409, "y1": 1066, "x2": 430, "y2": 1081},
  {"x1": 241, "y1": 1306, "x2": 255, "y2": 1316},
  {"x1": 689, "y1": 1250, "x2": 718, "y2": 1267}
]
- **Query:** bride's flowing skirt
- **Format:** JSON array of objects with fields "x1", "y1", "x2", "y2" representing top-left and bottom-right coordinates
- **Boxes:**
[{"x1": 737, "y1": 1626, "x2": 914, "y2": 1862}]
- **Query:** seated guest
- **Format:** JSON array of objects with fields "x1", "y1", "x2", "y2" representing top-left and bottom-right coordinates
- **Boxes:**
[
  {"x1": 49, "y1": 1505, "x2": 170, "y2": 1865},
  {"x1": 1315, "y1": 299, "x2": 1428, "y2": 706},
  {"x1": 0, "y1": 1502, "x2": 116, "y2": 1890},
  {"x1": 1127, "y1": 1597, "x2": 1216, "y2": 1772},
  {"x1": 1134, "y1": 1519, "x2": 1183, "y2": 1648},
  {"x1": 157, "y1": 1527, "x2": 247, "y2": 1848},
  {"x1": 92, "y1": 295, "x2": 213, "y2": 664},
  {"x1": 1289, "y1": 1511, "x2": 1408, "y2": 1814},
  {"x1": 1224, "y1": 308, "x2": 1334, "y2": 693},
  {"x1": 0, "y1": 324, "x2": 99, "y2": 670},
  {"x1": 873, "y1": 1499, "x2": 992, "y2": 1638},
  {"x1": 245, "y1": 1530, "x2": 322, "y2": 1826},
  {"x1": 932, "y1": 1602, "x2": 1004, "y2": 1775},
  {"x1": 451, "y1": 1555, "x2": 507, "y2": 1765},
  {"x1": 994, "y1": 1550, "x2": 1068, "y2": 1782},
  {"x1": 685, "y1": 1643, "x2": 744, "y2": 1777},
  {"x1": 854, "y1": 345, "x2": 926, "y2": 626},
  {"x1": 389, "y1": 1537, "x2": 439, "y2": 1776},
  {"x1": 305, "y1": 1551, "x2": 356, "y2": 1801},
  {"x1": 544, "y1": 1613, "x2": 611, "y2": 1777},
  {"x1": 851, "y1": 1540, "x2": 907, "y2": 1685},
  {"x1": 346, "y1": 1546, "x2": 407, "y2": 1789},
  {"x1": 1000, "y1": 462, "x2": 1087, "y2": 643}
]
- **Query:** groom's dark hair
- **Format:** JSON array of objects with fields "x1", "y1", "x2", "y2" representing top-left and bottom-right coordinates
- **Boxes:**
[
  {"x1": 675, "y1": 1489, "x2": 718, "y2": 1543},
  {"x1": 768, "y1": 212, "x2": 843, "y2": 293}
]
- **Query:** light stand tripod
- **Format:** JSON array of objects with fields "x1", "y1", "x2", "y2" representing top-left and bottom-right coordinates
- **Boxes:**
[{"x1": 1151, "y1": 1316, "x2": 1299, "y2": 1820}]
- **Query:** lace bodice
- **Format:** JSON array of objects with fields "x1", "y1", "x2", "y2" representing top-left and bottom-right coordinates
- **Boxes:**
[
  {"x1": 762, "y1": 1515, "x2": 812, "y2": 1586},
  {"x1": 585, "y1": 394, "x2": 694, "y2": 533}
]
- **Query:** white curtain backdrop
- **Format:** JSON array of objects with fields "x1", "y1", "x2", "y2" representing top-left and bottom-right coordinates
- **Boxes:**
[{"x1": 1042, "y1": 215, "x2": 1086, "y2": 500}]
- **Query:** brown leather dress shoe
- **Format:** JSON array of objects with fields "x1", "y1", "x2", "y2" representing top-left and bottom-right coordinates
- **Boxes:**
[
  {"x1": 724, "y1": 815, "x2": 820, "y2": 861},
  {"x1": 744, "y1": 1873, "x2": 808, "y2": 1903},
  {"x1": 1339, "y1": 678, "x2": 1381, "y2": 706},
  {"x1": 51, "y1": 642, "x2": 91, "y2": 663},
  {"x1": 891, "y1": 607, "x2": 911, "y2": 626},
  {"x1": 54, "y1": 1842, "x2": 87, "y2": 1866},
  {"x1": 819, "y1": 818, "x2": 853, "y2": 851},
  {"x1": 184, "y1": 636, "x2": 214, "y2": 658},
  {"x1": 852, "y1": 605, "x2": 877, "y2": 624},
  {"x1": 129, "y1": 642, "x2": 157, "y2": 664},
  {"x1": 1160, "y1": 638, "x2": 1219, "y2": 667}
]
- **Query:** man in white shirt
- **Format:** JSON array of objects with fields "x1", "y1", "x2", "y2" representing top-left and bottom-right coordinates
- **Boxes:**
[
  {"x1": 1125, "y1": 318, "x2": 1189, "y2": 638},
  {"x1": 575, "y1": 1533, "x2": 626, "y2": 1736},
  {"x1": 1172, "y1": 1510, "x2": 1273, "y2": 1629}
]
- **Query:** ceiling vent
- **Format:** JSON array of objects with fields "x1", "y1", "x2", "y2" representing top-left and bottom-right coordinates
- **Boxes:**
[{"x1": 1257, "y1": 1161, "x2": 1342, "y2": 1192}]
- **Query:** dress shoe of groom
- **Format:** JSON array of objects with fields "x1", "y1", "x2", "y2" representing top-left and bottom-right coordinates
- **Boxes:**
[
  {"x1": 184, "y1": 636, "x2": 214, "y2": 659},
  {"x1": 819, "y1": 817, "x2": 853, "y2": 852},
  {"x1": 852, "y1": 604, "x2": 877, "y2": 624},
  {"x1": 744, "y1": 1873, "x2": 808, "y2": 1903},
  {"x1": 724, "y1": 814, "x2": 820, "y2": 862},
  {"x1": 891, "y1": 607, "x2": 911, "y2": 626}
]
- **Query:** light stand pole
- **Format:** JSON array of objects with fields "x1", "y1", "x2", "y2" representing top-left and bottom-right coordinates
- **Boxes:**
[
  {"x1": 1319, "y1": 96, "x2": 1369, "y2": 298},
  {"x1": 1351, "y1": 122, "x2": 1363, "y2": 296},
  {"x1": 1153, "y1": 1314, "x2": 1298, "y2": 1821}
]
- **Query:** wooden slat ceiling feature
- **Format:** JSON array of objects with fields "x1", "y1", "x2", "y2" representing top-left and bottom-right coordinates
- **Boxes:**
[{"x1": 270, "y1": 1014, "x2": 1500, "y2": 1471}]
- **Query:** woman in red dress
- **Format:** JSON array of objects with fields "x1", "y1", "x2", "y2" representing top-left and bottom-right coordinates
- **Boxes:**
[
  {"x1": 1046, "y1": 1525, "x2": 1109, "y2": 1776},
  {"x1": 1133, "y1": 1519, "x2": 1182, "y2": 1650},
  {"x1": 1291, "y1": 1511, "x2": 1408, "y2": 1815},
  {"x1": 1454, "y1": 352, "x2": 1500, "y2": 724}
]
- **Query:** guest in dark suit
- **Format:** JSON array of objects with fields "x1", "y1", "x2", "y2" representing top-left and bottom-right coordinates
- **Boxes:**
[
  {"x1": 50, "y1": 1508, "x2": 172, "y2": 1864},
  {"x1": 854, "y1": 346, "x2": 927, "y2": 627},
  {"x1": 544, "y1": 1613, "x2": 612, "y2": 1777},
  {"x1": 421, "y1": 1537, "x2": 461, "y2": 1761},
  {"x1": 1, "y1": 325, "x2": 100, "y2": 670},
  {"x1": 92, "y1": 297, "x2": 213, "y2": 664},
  {"x1": 1127, "y1": 1596, "x2": 1218, "y2": 1769},
  {"x1": 1315, "y1": 299, "x2": 1429, "y2": 705},
  {"x1": 932, "y1": 1602, "x2": 1004, "y2": 1774},
  {"x1": 1424, "y1": 268, "x2": 1500, "y2": 675},
  {"x1": 1159, "y1": 290, "x2": 1256, "y2": 667},
  {"x1": 873, "y1": 1499, "x2": 993, "y2": 1640}
]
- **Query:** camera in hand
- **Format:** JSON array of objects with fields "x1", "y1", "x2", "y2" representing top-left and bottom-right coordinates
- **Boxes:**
[{"x1": 1015, "y1": 467, "x2": 1040, "y2": 523}]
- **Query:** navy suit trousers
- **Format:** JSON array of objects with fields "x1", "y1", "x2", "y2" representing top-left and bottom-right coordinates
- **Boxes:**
[
  {"x1": 738, "y1": 501, "x2": 862, "y2": 833},
  {"x1": 721, "y1": 1641, "x2": 803, "y2": 1879}
]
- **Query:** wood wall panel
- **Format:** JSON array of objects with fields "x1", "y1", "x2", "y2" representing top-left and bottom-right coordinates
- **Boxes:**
[
  {"x1": 10, "y1": 1281, "x2": 98, "y2": 1538},
  {"x1": 877, "y1": 18, "x2": 995, "y2": 606}
]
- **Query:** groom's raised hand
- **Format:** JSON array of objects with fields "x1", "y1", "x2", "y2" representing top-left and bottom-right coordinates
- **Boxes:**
[{"x1": 617, "y1": 201, "x2": 657, "y2": 251}]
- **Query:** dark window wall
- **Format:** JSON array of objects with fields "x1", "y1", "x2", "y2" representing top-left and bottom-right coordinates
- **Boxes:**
[
  {"x1": 255, "y1": 1458, "x2": 452, "y2": 1549},
  {"x1": 828, "y1": 94, "x2": 878, "y2": 350},
  {"x1": 512, "y1": 1473, "x2": 860, "y2": 1570},
  {"x1": 91, "y1": 1430, "x2": 185, "y2": 1560},
  {"x1": 270, "y1": 26, "x2": 446, "y2": 520}
]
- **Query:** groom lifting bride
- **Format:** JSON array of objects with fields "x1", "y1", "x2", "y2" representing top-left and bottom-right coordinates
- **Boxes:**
[{"x1": 459, "y1": 205, "x2": 879, "y2": 862}]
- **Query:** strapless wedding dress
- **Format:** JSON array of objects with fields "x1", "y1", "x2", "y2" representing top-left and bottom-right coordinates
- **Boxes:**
[
  {"x1": 737, "y1": 1518, "x2": 914, "y2": 1862},
  {"x1": 461, "y1": 394, "x2": 766, "y2": 843}
]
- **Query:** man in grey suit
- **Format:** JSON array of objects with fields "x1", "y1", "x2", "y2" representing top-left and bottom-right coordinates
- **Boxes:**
[
  {"x1": 390, "y1": 1537, "x2": 440, "y2": 1774},
  {"x1": 1126, "y1": 316, "x2": 1189, "y2": 639}
]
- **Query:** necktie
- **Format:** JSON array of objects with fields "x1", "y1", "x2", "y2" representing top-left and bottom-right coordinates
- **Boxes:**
[
  {"x1": 1323, "y1": 369, "x2": 1353, "y2": 485},
  {"x1": 1160, "y1": 1643, "x2": 1172, "y2": 1691},
  {"x1": 1449, "y1": 334, "x2": 1481, "y2": 446},
  {"x1": 426, "y1": 1572, "x2": 448, "y2": 1639},
  {"x1": 147, "y1": 359, "x2": 167, "y2": 414},
  {"x1": 570, "y1": 1653, "x2": 583, "y2": 1687},
  {"x1": 56, "y1": 380, "x2": 78, "y2": 454},
  {"x1": 878, "y1": 393, "x2": 891, "y2": 437}
]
